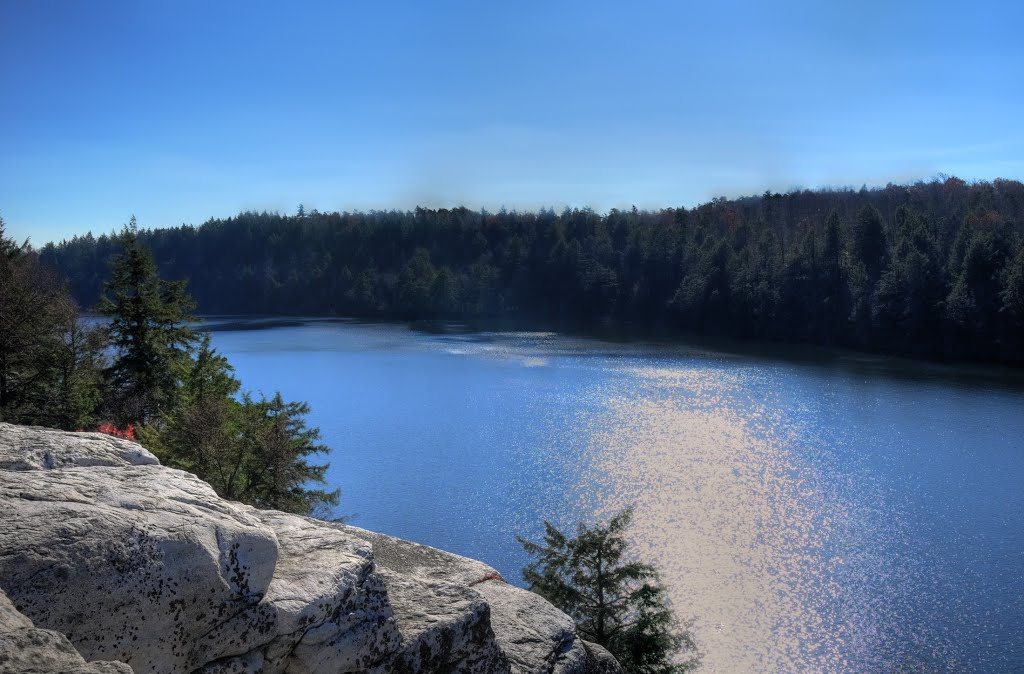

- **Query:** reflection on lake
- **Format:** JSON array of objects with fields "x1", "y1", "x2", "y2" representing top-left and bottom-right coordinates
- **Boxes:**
[{"x1": 207, "y1": 318, "x2": 1024, "y2": 673}]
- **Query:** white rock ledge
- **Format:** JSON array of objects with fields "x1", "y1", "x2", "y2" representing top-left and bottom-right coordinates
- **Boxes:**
[{"x1": 0, "y1": 424, "x2": 620, "y2": 674}]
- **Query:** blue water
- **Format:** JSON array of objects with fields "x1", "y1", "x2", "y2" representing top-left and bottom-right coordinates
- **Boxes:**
[{"x1": 207, "y1": 319, "x2": 1024, "y2": 673}]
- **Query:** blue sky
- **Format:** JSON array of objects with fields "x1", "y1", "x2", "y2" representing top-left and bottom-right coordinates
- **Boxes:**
[{"x1": 2, "y1": 0, "x2": 1022, "y2": 244}]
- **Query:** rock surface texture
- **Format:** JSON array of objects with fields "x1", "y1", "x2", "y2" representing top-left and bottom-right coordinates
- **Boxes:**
[
  {"x1": 0, "y1": 424, "x2": 621, "y2": 674},
  {"x1": 0, "y1": 588, "x2": 133, "y2": 674}
]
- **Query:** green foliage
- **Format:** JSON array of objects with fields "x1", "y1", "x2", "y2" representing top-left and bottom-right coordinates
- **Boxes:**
[
  {"x1": 0, "y1": 219, "x2": 102, "y2": 427},
  {"x1": 518, "y1": 509, "x2": 699, "y2": 674},
  {"x1": 817, "y1": 209, "x2": 849, "y2": 342},
  {"x1": 872, "y1": 208, "x2": 946, "y2": 351},
  {"x1": 397, "y1": 248, "x2": 437, "y2": 317},
  {"x1": 144, "y1": 334, "x2": 339, "y2": 516},
  {"x1": 231, "y1": 392, "x2": 339, "y2": 515},
  {"x1": 1, "y1": 214, "x2": 338, "y2": 516},
  {"x1": 849, "y1": 205, "x2": 889, "y2": 282},
  {"x1": 138, "y1": 334, "x2": 239, "y2": 479},
  {"x1": 86, "y1": 220, "x2": 340, "y2": 516},
  {"x1": 944, "y1": 225, "x2": 1011, "y2": 353},
  {"x1": 779, "y1": 229, "x2": 818, "y2": 339},
  {"x1": 49, "y1": 321, "x2": 108, "y2": 430},
  {"x1": 98, "y1": 217, "x2": 197, "y2": 423},
  {"x1": 1001, "y1": 241, "x2": 1024, "y2": 354}
]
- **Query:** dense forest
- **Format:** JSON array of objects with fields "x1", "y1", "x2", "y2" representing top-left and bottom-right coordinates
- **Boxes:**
[{"x1": 39, "y1": 177, "x2": 1024, "y2": 363}]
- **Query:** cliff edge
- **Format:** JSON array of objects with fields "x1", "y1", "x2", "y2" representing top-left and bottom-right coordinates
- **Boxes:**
[{"x1": 0, "y1": 423, "x2": 620, "y2": 674}]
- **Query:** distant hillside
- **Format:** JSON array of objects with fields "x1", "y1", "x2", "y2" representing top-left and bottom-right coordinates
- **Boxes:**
[{"x1": 39, "y1": 177, "x2": 1024, "y2": 363}]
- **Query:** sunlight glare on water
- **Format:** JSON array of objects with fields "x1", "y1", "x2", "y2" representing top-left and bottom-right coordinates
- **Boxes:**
[{"x1": 574, "y1": 364, "x2": 847, "y2": 672}]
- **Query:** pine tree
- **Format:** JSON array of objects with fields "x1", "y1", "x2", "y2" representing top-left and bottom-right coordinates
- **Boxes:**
[
  {"x1": 1000, "y1": 241, "x2": 1024, "y2": 357},
  {"x1": 872, "y1": 208, "x2": 945, "y2": 352},
  {"x1": 779, "y1": 228, "x2": 818, "y2": 341},
  {"x1": 0, "y1": 219, "x2": 95, "y2": 427},
  {"x1": 140, "y1": 333, "x2": 242, "y2": 486},
  {"x1": 518, "y1": 508, "x2": 699, "y2": 674},
  {"x1": 230, "y1": 391, "x2": 339, "y2": 515},
  {"x1": 819, "y1": 209, "x2": 849, "y2": 343},
  {"x1": 98, "y1": 216, "x2": 197, "y2": 424},
  {"x1": 945, "y1": 224, "x2": 1010, "y2": 354},
  {"x1": 145, "y1": 334, "x2": 340, "y2": 516},
  {"x1": 846, "y1": 205, "x2": 889, "y2": 344}
]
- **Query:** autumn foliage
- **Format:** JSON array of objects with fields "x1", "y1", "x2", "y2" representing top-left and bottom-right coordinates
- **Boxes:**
[{"x1": 94, "y1": 422, "x2": 136, "y2": 441}]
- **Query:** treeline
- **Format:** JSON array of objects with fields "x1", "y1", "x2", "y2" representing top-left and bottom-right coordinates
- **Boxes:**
[{"x1": 40, "y1": 177, "x2": 1024, "y2": 363}]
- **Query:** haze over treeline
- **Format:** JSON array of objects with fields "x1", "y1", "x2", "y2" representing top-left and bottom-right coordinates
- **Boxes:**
[{"x1": 38, "y1": 177, "x2": 1024, "y2": 363}]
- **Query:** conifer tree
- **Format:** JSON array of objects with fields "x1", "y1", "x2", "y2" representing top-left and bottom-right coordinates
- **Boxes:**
[
  {"x1": 0, "y1": 219, "x2": 93, "y2": 427},
  {"x1": 231, "y1": 392, "x2": 339, "y2": 515},
  {"x1": 1001, "y1": 241, "x2": 1024, "y2": 356},
  {"x1": 144, "y1": 333, "x2": 340, "y2": 516},
  {"x1": 98, "y1": 216, "x2": 197, "y2": 423},
  {"x1": 518, "y1": 508, "x2": 699, "y2": 674},
  {"x1": 846, "y1": 205, "x2": 889, "y2": 344},
  {"x1": 872, "y1": 208, "x2": 945, "y2": 352},
  {"x1": 819, "y1": 209, "x2": 849, "y2": 343}
]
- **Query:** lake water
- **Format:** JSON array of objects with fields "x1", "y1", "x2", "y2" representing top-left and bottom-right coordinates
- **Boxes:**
[{"x1": 207, "y1": 318, "x2": 1024, "y2": 673}]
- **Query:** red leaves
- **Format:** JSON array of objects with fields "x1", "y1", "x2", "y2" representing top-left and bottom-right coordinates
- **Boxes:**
[{"x1": 93, "y1": 422, "x2": 136, "y2": 441}]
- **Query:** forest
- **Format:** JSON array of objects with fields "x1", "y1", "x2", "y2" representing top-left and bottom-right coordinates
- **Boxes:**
[{"x1": 39, "y1": 176, "x2": 1024, "y2": 364}]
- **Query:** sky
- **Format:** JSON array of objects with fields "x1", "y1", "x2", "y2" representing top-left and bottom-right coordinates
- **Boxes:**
[{"x1": 2, "y1": 0, "x2": 1023, "y2": 244}]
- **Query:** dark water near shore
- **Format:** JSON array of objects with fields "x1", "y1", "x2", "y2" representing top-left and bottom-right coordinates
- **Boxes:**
[{"x1": 207, "y1": 318, "x2": 1024, "y2": 673}]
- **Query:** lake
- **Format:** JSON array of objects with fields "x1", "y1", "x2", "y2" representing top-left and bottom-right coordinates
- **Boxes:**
[{"x1": 206, "y1": 318, "x2": 1024, "y2": 673}]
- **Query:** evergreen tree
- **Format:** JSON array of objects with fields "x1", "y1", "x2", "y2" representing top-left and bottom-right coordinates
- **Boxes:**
[
  {"x1": 846, "y1": 205, "x2": 889, "y2": 344},
  {"x1": 1000, "y1": 241, "x2": 1024, "y2": 357},
  {"x1": 779, "y1": 228, "x2": 818, "y2": 340},
  {"x1": 518, "y1": 509, "x2": 699, "y2": 674},
  {"x1": 231, "y1": 392, "x2": 339, "y2": 515},
  {"x1": 851, "y1": 205, "x2": 889, "y2": 282},
  {"x1": 945, "y1": 225, "x2": 1010, "y2": 354},
  {"x1": 672, "y1": 239, "x2": 731, "y2": 333},
  {"x1": 49, "y1": 319, "x2": 107, "y2": 430},
  {"x1": 141, "y1": 333, "x2": 242, "y2": 487},
  {"x1": 818, "y1": 209, "x2": 849, "y2": 343},
  {"x1": 397, "y1": 248, "x2": 437, "y2": 316},
  {"x1": 98, "y1": 217, "x2": 197, "y2": 423},
  {"x1": 144, "y1": 334, "x2": 340, "y2": 516},
  {"x1": 430, "y1": 266, "x2": 460, "y2": 315},
  {"x1": 873, "y1": 209, "x2": 945, "y2": 352},
  {"x1": 0, "y1": 219, "x2": 96, "y2": 427}
]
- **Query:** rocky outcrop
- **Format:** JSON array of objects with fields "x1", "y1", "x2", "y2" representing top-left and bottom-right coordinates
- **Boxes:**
[
  {"x1": 0, "y1": 424, "x2": 621, "y2": 674},
  {"x1": 0, "y1": 588, "x2": 133, "y2": 674},
  {"x1": 0, "y1": 424, "x2": 157, "y2": 471},
  {"x1": 340, "y1": 527, "x2": 591, "y2": 674}
]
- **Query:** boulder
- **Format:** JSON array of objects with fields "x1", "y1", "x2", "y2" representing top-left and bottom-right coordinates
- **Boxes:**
[
  {"x1": 0, "y1": 423, "x2": 620, "y2": 674},
  {"x1": 0, "y1": 424, "x2": 157, "y2": 471},
  {"x1": 341, "y1": 526, "x2": 598, "y2": 674},
  {"x1": 0, "y1": 458, "x2": 279, "y2": 672},
  {"x1": 0, "y1": 587, "x2": 133, "y2": 673},
  {"x1": 249, "y1": 510, "x2": 400, "y2": 674}
]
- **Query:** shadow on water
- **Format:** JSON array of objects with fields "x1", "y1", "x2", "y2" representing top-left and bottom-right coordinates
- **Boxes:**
[
  {"x1": 196, "y1": 314, "x2": 1024, "y2": 394},
  {"x1": 196, "y1": 315, "x2": 358, "y2": 332},
  {"x1": 428, "y1": 322, "x2": 1024, "y2": 394}
]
